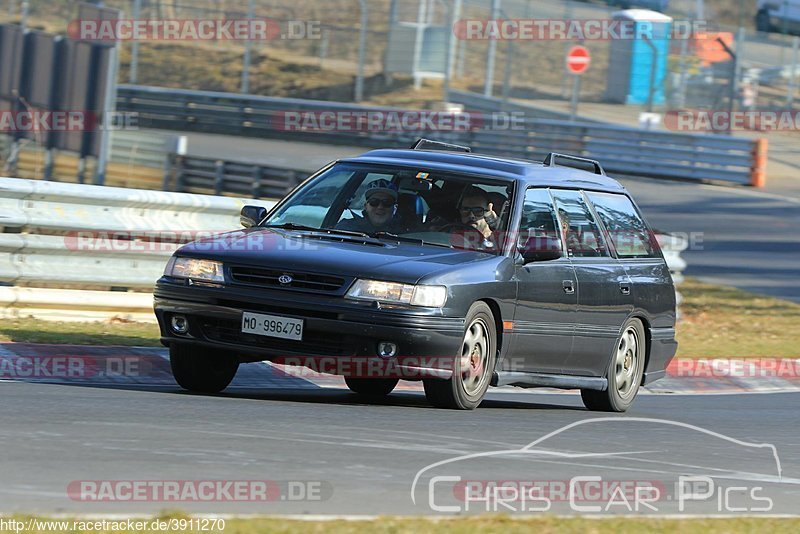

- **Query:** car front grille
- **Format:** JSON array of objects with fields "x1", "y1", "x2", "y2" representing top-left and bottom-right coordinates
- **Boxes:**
[
  {"x1": 200, "y1": 317, "x2": 351, "y2": 356},
  {"x1": 228, "y1": 266, "x2": 346, "y2": 293}
]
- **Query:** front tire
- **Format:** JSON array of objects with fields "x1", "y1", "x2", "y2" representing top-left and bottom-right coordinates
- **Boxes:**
[
  {"x1": 423, "y1": 302, "x2": 497, "y2": 410},
  {"x1": 581, "y1": 318, "x2": 645, "y2": 412},
  {"x1": 170, "y1": 344, "x2": 239, "y2": 393},
  {"x1": 344, "y1": 377, "x2": 398, "y2": 396}
]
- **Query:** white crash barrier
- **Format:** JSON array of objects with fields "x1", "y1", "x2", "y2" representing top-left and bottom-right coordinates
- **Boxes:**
[{"x1": 0, "y1": 177, "x2": 275, "y2": 322}]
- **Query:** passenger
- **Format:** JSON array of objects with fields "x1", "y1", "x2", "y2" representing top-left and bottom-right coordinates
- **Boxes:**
[{"x1": 337, "y1": 180, "x2": 399, "y2": 234}]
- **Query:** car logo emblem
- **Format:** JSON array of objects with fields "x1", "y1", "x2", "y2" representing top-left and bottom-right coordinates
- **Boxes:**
[{"x1": 278, "y1": 274, "x2": 293, "y2": 285}]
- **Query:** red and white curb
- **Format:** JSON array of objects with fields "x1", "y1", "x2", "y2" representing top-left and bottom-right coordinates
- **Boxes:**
[{"x1": 1, "y1": 344, "x2": 798, "y2": 395}]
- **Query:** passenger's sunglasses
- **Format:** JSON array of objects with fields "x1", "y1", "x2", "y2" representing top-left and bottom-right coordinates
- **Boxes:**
[
  {"x1": 459, "y1": 206, "x2": 486, "y2": 217},
  {"x1": 366, "y1": 198, "x2": 396, "y2": 208}
]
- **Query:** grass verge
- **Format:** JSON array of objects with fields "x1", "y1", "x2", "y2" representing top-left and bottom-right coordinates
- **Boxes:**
[
  {"x1": 0, "y1": 278, "x2": 798, "y2": 359},
  {"x1": 0, "y1": 318, "x2": 161, "y2": 347},
  {"x1": 676, "y1": 278, "x2": 800, "y2": 358},
  {"x1": 5, "y1": 515, "x2": 800, "y2": 533}
]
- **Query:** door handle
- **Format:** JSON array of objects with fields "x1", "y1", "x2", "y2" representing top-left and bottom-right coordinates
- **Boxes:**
[
  {"x1": 563, "y1": 280, "x2": 575, "y2": 294},
  {"x1": 620, "y1": 283, "x2": 631, "y2": 295}
]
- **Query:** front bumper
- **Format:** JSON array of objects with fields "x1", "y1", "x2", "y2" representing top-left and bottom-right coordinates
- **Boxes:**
[{"x1": 154, "y1": 280, "x2": 465, "y2": 378}]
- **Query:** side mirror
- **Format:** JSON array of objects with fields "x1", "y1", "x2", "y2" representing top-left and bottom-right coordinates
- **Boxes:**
[
  {"x1": 519, "y1": 235, "x2": 562, "y2": 263},
  {"x1": 240, "y1": 205, "x2": 267, "y2": 228}
]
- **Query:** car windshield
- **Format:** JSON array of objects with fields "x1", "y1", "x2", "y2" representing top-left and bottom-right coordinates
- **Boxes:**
[{"x1": 264, "y1": 163, "x2": 515, "y2": 254}]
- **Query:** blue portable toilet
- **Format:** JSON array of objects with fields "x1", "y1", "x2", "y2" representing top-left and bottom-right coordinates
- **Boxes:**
[{"x1": 605, "y1": 9, "x2": 672, "y2": 105}]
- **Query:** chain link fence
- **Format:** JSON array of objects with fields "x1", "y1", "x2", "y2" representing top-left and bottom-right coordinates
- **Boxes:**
[{"x1": 1, "y1": 0, "x2": 800, "y2": 120}]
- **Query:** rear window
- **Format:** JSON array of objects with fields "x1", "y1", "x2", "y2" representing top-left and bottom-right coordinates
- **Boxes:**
[{"x1": 586, "y1": 192, "x2": 659, "y2": 258}]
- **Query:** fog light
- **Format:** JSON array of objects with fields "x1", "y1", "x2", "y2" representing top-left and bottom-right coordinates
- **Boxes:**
[
  {"x1": 377, "y1": 341, "x2": 397, "y2": 358},
  {"x1": 171, "y1": 315, "x2": 189, "y2": 335}
]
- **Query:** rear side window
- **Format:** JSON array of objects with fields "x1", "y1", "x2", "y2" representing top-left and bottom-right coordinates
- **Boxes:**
[
  {"x1": 586, "y1": 192, "x2": 659, "y2": 258},
  {"x1": 551, "y1": 190, "x2": 610, "y2": 258}
]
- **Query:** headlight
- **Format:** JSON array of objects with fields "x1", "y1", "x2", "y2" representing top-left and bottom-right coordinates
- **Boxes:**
[
  {"x1": 166, "y1": 257, "x2": 225, "y2": 283},
  {"x1": 346, "y1": 279, "x2": 447, "y2": 307}
]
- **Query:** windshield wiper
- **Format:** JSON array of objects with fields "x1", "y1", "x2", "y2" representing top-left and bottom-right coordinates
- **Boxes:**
[
  {"x1": 264, "y1": 223, "x2": 371, "y2": 239},
  {"x1": 373, "y1": 231, "x2": 453, "y2": 249}
]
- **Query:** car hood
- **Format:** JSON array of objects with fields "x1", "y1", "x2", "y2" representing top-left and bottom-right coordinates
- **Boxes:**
[{"x1": 176, "y1": 228, "x2": 497, "y2": 284}]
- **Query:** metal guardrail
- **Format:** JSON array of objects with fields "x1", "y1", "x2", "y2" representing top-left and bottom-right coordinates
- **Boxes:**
[
  {"x1": 446, "y1": 91, "x2": 765, "y2": 186},
  {"x1": 109, "y1": 130, "x2": 185, "y2": 170},
  {"x1": 0, "y1": 177, "x2": 275, "y2": 320},
  {"x1": 0, "y1": 177, "x2": 687, "y2": 322},
  {"x1": 117, "y1": 84, "x2": 767, "y2": 187},
  {"x1": 116, "y1": 84, "x2": 421, "y2": 149},
  {"x1": 446, "y1": 90, "x2": 604, "y2": 123},
  {"x1": 167, "y1": 155, "x2": 310, "y2": 198}
]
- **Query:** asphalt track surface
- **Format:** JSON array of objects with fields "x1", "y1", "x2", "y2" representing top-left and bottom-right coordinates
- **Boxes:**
[{"x1": 1, "y1": 376, "x2": 799, "y2": 516}]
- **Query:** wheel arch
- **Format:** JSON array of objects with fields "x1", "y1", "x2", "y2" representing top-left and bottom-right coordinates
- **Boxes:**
[{"x1": 477, "y1": 297, "x2": 504, "y2": 362}]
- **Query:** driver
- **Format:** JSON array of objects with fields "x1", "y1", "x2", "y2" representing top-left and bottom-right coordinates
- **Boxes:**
[
  {"x1": 336, "y1": 179, "x2": 399, "y2": 234},
  {"x1": 432, "y1": 186, "x2": 500, "y2": 250},
  {"x1": 458, "y1": 186, "x2": 498, "y2": 240}
]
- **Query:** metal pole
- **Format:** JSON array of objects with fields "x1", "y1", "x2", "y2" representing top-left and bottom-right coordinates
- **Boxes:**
[
  {"x1": 642, "y1": 36, "x2": 657, "y2": 113},
  {"x1": 443, "y1": 0, "x2": 456, "y2": 102},
  {"x1": 20, "y1": 0, "x2": 28, "y2": 31},
  {"x1": 716, "y1": 36, "x2": 737, "y2": 134},
  {"x1": 569, "y1": 74, "x2": 581, "y2": 121},
  {"x1": 788, "y1": 36, "x2": 799, "y2": 107},
  {"x1": 129, "y1": 0, "x2": 141, "y2": 84},
  {"x1": 93, "y1": 43, "x2": 120, "y2": 185},
  {"x1": 412, "y1": 0, "x2": 427, "y2": 90},
  {"x1": 240, "y1": 0, "x2": 254, "y2": 94},
  {"x1": 676, "y1": 34, "x2": 689, "y2": 108},
  {"x1": 319, "y1": 29, "x2": 329, "y2": 66},
  {"x1": 483, "y1": 0, "x2": 500, "y2": 97},
  {"x1": 355, "y1": 0, "x2": 368, "y2": 102},
  {"x1": 501, "y1": 37, "x2": 513, "y2": 104}
]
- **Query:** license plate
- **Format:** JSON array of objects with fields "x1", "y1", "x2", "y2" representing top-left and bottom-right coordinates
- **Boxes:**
[{"x1": 241, "y1": 311, "x2": 303, "y2": 341}]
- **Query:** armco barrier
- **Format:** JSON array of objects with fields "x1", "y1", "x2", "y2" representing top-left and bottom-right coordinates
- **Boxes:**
[
  {"x1": 0, "y1": 177, "x2": 687, "y2": 322},
  {"x1": 117, "y1": 84, "x2": 766, "y2": 187},
  {"x1": 446, "y1": 91, "x2": 764, "y2": 186},
  {"x1": 0, "y1": 177, "x2": 274, "y2": 321},
  {"x1": 167, "y1": 155, "x2": 311, "y2": 198}
]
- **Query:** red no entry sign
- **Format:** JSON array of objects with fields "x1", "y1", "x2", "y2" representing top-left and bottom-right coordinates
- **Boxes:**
[{"x1": 566, "y1": 45, "x2": 591, "y2": 75}]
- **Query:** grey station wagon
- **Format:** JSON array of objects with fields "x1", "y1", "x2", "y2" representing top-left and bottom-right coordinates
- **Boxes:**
[{"x1": 154, "y1": 140, "x2": 677, "y2": 411}]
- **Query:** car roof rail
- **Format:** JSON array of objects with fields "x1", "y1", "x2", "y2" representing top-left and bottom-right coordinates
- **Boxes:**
[
  {"x1": 543, "y1": 152, "x2": 605, "y2": 176},
  {"x1": 410, "y1": 138, "x2": 472, "y2": 153}
]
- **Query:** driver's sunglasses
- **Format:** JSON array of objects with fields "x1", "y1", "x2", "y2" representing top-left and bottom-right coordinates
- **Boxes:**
[
  {"x1": 366, "y1": 198, "x2": 396, "y2": 208},
  {"x1": 459, "y1": 206, "x2": 486, "y2": 217}
]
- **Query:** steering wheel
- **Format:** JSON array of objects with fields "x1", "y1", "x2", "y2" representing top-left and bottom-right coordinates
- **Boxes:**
[
  {"x1": 436, "y1": 222, "x2": 483, "y2": 234},
  {"x1": 436, "y1": 222, "x2": 495, "y2": 250}
]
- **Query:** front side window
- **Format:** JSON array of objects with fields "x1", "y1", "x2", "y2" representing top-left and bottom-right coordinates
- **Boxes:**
[
  {"x1": 264, "y1": 163, "x2": 514, "y2": 254},
  {"x1": 586, "y1": 192, "x2": 659, "y2": 258},
  {"x1": 550, "y1": 189, "x2": 610, "y2": 258}
]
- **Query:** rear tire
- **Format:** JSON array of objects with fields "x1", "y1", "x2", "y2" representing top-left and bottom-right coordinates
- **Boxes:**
[
  {"x1": 581, "y1": 318, "x2": 645, "y2": 412},
  {"x1": 423, "y1": 302, "x2": 497, "y2": 410},
  {"x1": 344, "y1": 377, "x2": 398, "y2": 396},
  {"x1": 170, "y1": 344, "x2": 239, "y2": 393}
]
